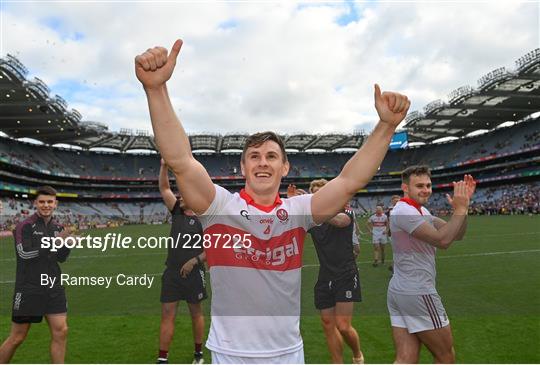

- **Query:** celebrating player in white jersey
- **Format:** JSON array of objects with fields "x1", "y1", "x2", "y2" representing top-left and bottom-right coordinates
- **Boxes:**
[
  {"x1": 388, "y1": 165, "x2": 475, "y2": 363},
  {"x1": 367, "y1": 205, "x2": 389, "y2": 267},
  {"x1": 135, "y1": 39, "x2": 410, "y2": 364}
]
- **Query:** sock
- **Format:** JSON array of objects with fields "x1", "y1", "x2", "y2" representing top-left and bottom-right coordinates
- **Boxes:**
[
  {"x1": 158, "y1": 349, "x2": 168, "y2": 360},
  {"x1": 194, "y1": 343, "x2": 202, "y2": 354}
]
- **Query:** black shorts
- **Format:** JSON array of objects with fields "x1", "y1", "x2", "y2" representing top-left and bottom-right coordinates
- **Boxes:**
[
  {"x1": 314, "y1": 271, "x2": 362, "y2": 310},
  {"x1": 160, "y1": 266, "x2": 207, "y2": 304},
  {"x1": 11, "y1": 289, "x2": 67, "y2": 324}
]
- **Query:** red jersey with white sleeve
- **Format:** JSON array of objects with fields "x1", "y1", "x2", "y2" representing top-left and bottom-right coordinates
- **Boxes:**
[{"x1": 199, "y1": 184, "x2": 315, "y2": 357}]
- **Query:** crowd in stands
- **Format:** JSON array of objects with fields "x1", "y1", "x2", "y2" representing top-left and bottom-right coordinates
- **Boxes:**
[
  {"x1": 1, "y1": 181, "x2": 538, "y2": 234},
  {"x1": 1, "y1": 118, "x2": 539, "y2": 233},
  {"x1": 468, "y1": 182, "x2": 539, "y2": 215},
  {"x1": 1, "y1": 118, "x2": 538, "y2": 179},
  {"x1": 355, "y1": 182, "x2": 540, "y2": 217},
  {"x1": 0, "y1": 198, "x2": 168, "y2": 232}
]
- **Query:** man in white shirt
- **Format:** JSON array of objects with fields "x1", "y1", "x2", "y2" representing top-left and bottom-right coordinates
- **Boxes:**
[
  {"x1": 388, "y1": 165, "x2": 475, "y2": 363},
  {"x1": 367, "y1": 205, "x2": 389, "y2": 267},
  {"x1": 135, "y1": 39, "x2": 410, "y2": 363}
]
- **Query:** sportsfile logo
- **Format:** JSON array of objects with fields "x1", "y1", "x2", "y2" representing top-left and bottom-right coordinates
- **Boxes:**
[{"x1": 234, "y1": 236, "x2": 299, "y2": 266}]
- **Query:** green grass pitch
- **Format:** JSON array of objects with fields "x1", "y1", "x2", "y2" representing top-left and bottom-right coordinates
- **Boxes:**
[{"x1": 1, "y1": 215, "x2": 539, "y2": 363}]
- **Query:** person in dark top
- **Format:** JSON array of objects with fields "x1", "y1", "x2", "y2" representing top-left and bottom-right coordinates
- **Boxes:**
[
  {"x1": 157, "y1": 159, "x2": 207, "y2": 365},
  {"x1": 0, "y1": 186, "x2": 72, "y2": 363},
  {"x1": 289, "y1": 180, "x2": 364, "y2": 364}
]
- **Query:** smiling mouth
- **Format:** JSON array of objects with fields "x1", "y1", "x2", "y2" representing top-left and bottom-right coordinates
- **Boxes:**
[{"x1": 254, "y1": 172, "x2": 272, "y2": 178}]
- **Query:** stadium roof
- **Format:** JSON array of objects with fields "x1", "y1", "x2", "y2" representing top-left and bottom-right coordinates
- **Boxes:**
[
  {"x1": 403, "y1": 48, "x2": 540, "y2": 142},
  {"x1": 1, "y1": 49, "x2": 539, "y2": 151}
]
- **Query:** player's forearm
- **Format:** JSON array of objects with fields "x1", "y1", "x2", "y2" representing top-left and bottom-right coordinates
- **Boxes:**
[
  {"x1": 158, "y1": 165, "x2": 171, "y2": 193},
  {"x1": 190, "y1": 251, "x2": 206, "y2": 265},
  {"x1": 339, "y1": 122, "x2": 396, "y2": 194},
  {"x1": 145, "y1": 85, "x2": 194, "y2": 172},
  {"x1": 437, "y1": 209, "x2": 468, "y2": 248},
  {"x1": 455, "y1": 216, "x2": 468, "y2": 241},
  {"x1": 198, "y1": 251, "x2": 206, "y2": 263}
]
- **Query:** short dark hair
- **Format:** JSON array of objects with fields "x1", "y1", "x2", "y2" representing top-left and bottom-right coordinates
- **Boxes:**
[
  {"x1": 35, "y1": 186, "x2": 57, "y2": 198},
  {"x1": 401, "y1": 165, "x2": 431, "y2": 183},
  {"x1": 241, "y1": 131, "x2": 287, "y2": 162}
]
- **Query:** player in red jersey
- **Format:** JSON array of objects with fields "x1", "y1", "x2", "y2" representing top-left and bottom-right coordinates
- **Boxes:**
[{"x1": 135, "y1": 39, "x2": 410, "y2": 363}]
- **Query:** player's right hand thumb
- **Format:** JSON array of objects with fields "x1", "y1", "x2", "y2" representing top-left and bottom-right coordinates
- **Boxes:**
[
  {"x1": 168, "y1": 39, "x2": 183, "y2": 63},
  {"x1": 374, "y1": 84, "x2": 382, "y2": 104}
]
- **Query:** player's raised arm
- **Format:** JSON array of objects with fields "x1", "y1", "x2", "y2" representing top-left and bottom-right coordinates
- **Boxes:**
[
  {"x1": 311, "y1": 84, "x2": 410, "y2": 224},
  {"x1": 158, "y1": 159, "x2": 177, "y2": 212},
  {"x1": 135, "y1": 40, "x2": 215, "y2": 215},
  {"x1": 432, "y1": 174, "x2": 476, "y2": 240},
  {"x1": 411, "y1": 181, "x2": 470, "y2": 249}
]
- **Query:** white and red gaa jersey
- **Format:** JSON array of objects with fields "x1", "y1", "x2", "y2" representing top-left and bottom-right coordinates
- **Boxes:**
[
  {"x1": 389, "y1": 200, "x2": 437, "y2": 295},
  {"x1": 199, "y1": 184, "x2": 315, "y2": 357},
  {"x1": 368, "y1": 213, "x2": 388, "y2": 236}
]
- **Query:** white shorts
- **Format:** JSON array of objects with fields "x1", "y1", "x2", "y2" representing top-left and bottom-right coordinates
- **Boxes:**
[
  {"x1": 387, "y1": 291, "x2": 449, "y2": 333},
  {"x1": 372, "y1": 234, "x2": 387, "y2": 244},
  {"x1": 211, "y1": 348, "x2": 304, "y2": 364}
]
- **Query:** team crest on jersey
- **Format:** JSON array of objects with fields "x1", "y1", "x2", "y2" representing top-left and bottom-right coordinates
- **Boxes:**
[
  {"x1": 276, "y1": 208, "x2": 289, "y2": 223},
  {"x1": 345, "y1": 290, "x2": 352, "y2": 299},
  {"x1": 189, "y1": 218, "x2": 195, "y2": 225}
]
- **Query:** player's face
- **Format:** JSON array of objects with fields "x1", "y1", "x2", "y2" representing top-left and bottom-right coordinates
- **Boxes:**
[
  {"x1": 402, "y1": 174, "x2": 432, "y2": 205},
  {"x1": 34, "y1": 194, "x2": 57, "y2": 218},
  {"x1": 391, "y1": 196, "x2": 400, "y2": 206},
  {"x1": 376, "y1": 206, "x2": 384, "y2": 215},
  {"x1": 241, "y1": 141, "x2": 289, "y2": 195}
]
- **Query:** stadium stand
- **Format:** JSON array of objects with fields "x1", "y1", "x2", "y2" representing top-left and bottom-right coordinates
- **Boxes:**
[{"x1": 0, "y1": 49, "x2": 539, "y2": 232}]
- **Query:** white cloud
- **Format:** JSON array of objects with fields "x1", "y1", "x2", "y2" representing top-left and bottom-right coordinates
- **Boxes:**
[{"x1": 2, "y1": 1, "x2": 538, "y2": 135}]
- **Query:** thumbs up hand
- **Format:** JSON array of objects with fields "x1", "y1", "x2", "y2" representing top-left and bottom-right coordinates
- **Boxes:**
[
  {"x1": 373, "y1": 84, "x2": 410, "y2": 127},
  {"x1": 135, "y1": 39, "x2": 183, "y2": 90}
]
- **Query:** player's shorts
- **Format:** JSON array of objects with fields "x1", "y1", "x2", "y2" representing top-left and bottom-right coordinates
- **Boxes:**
[
  {"x1": 160, "y1": 265, "x2": 207, "y2": 304},
  {"x1": 11, "y1": 288, "x2": 67, "y2": 324},
  {"x1": 372, "y1": 233, "x2": 388, "y2": 244},
  {"x1": 387, "y1": 291, "x2": 449, "y2": 333},
  {"x1": 211, "y1": 347, "x2": 304, "y2": 364},
  {"x1": 314, "y1": 270, "x2": 361, "y2": 310}
]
